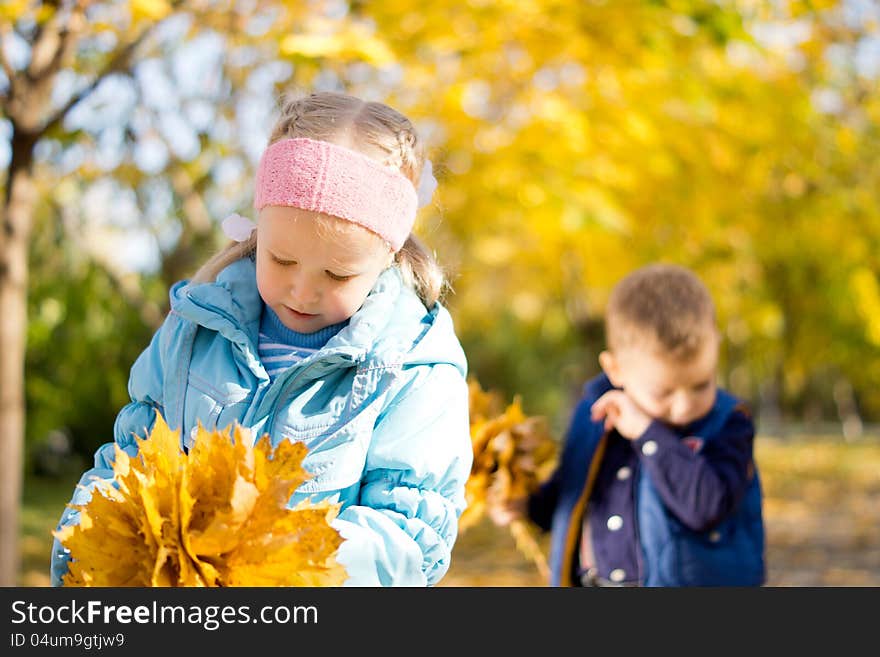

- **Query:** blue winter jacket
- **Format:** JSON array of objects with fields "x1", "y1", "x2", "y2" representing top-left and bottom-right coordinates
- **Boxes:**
[
  {"x1": 529, "y1": 374, "x2": 765, "y2": 587},
  {"x1": 51, "y1": 259, "x2": 473, "y2": 587}
]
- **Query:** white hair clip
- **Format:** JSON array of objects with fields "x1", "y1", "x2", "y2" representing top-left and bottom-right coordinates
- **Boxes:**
[
  {"x1": 221, "y1": 212, "x2": 257, "y2": 242},
  {"x1": 416, "y1": 160, "x2": 438, "y2": 209}
]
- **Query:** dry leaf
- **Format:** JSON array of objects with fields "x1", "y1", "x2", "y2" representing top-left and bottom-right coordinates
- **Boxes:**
[
  {"x1": 461, "y1": 378, "x2": 558, "y2": 579},
  {"x1": 54, "y1": 413, "x2": 347, "y2": 587}
]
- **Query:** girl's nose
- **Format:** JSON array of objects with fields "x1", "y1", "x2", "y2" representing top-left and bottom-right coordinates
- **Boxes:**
[{"x1": 291, "y1": 276, "x2": 320, "y2": 305}]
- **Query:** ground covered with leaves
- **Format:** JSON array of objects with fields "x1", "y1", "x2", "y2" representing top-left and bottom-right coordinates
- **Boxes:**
[{"x1": 21, "y1": 436, "x2": 880, "y2": 587}]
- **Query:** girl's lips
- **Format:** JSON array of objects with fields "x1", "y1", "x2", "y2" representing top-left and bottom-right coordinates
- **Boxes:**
[{"x1": 285, "y1": 306, "x2": 317, "y2": 318}]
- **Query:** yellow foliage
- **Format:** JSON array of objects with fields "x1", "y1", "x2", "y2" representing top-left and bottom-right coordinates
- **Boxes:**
[
  {"x1": 131, "y1": 0, "x2": 171, "y2": 22},
  {"x1": 0, "y1": 0, "x2": 29, "y2": 21},
  {"x1": 851, "y1": 268, "x2": 880, "y2": 347},
  {"x1": 281, "y1": 27, "x2": 394, "y2": 65},
  {"x1": 54, "y1": 414, "x2": 347, "y2": 587}
]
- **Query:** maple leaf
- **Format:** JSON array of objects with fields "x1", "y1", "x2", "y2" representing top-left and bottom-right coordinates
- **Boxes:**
[
  {"x1": 460, "y1": 378, "x2": 558, "y2": 580},
  {"x1": 54, "y1": 413, "x2": 347, "y2": 587}
]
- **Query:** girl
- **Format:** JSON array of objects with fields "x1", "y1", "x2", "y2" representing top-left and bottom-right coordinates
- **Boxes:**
[{"x1": 51, "y1": 91, "x2": 472, "y2": 587}]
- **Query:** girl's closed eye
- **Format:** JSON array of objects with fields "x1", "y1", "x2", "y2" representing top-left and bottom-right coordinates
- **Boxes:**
[
  {"x1": 271, "y1": 253, "x2": 297, "y2": 266},
  {"x1": 326, "y1": 270, "x2": 356, "y2": 282}
]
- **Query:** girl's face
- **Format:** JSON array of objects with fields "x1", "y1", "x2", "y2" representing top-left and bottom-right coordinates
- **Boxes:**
[{"x1": 255, "y1": 206, "x2": 393, "y2": 333}]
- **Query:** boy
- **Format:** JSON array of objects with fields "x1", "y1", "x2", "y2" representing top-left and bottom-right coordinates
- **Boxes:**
[{"x1": 494, "y1": 263, "x2": 765, "y2": 586}]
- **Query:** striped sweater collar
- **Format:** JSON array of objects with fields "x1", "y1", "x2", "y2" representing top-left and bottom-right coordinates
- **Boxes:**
[{"x1": 259, "y1": 304, "x2": 349, "y2": 350}]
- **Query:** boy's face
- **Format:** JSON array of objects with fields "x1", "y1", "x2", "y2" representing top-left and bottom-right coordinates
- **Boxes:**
[{"x1": 599, "y1": 330, "x2": 720, "y2": 428}]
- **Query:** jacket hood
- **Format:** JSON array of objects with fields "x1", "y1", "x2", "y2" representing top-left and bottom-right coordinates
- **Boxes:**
[{"x1": 170, "y1": 257, "x2": 467, "y2": 377}]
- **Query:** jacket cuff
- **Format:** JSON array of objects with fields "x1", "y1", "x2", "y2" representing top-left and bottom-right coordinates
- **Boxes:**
[{"x1": 631, "y1": 419, "x2": 679, "y2": 458}]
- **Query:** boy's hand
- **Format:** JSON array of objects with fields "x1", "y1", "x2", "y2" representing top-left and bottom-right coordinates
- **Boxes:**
[
  {"x1": 487, "y1": 496, "x2": 527, "y2": 527},
  {"x1": 590, "y1": 390, "x2": 652, "y2": 440}
]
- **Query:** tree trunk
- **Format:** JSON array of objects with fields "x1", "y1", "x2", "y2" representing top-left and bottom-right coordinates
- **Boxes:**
[
  {"x1": 0, "y1": 130, "x2": 36, "y2": 586},
  {"x1": 833, "y1": 378, "x2": 863, "y2": 441},
  {"x1": 758, "y1": 363, "x2": 784, "y2": 438}
]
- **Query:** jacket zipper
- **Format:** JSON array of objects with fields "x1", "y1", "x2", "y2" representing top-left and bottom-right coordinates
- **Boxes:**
[
  {"x1": 260, "y1": 361, "x2": 321, "y2": 439},
  {"x1": 254, "y1": 348, "x2": 363, "y2": 439}
]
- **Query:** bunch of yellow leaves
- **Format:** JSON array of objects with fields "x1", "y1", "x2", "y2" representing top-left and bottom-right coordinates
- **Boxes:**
[
  {"x1": 460, "y1": 379, "x2": 558, "y2": 580},
  {"x1": 53, "y1": 413, "x2": 347, "y2": 587}
]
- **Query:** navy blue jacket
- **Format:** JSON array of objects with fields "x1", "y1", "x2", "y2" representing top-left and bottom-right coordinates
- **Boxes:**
[{"x1": 529, "y1": 373, "x2": 765, "y2": 587}]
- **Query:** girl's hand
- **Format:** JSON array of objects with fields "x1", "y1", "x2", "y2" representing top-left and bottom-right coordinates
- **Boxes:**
[{"x1": 590, "y1": 390, "x2": 652, "y2": 440}]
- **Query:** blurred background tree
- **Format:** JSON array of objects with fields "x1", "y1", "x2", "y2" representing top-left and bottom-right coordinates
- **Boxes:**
[{"x1": 1, "y1": 0, "x2": 878, "y2": 584}]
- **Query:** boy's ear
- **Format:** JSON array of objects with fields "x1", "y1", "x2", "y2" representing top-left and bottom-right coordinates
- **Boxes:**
[{"x1": 598, "y1": 350, "x2": 624, "y2": 388}]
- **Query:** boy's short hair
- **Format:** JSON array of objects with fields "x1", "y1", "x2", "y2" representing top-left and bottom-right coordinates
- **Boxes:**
[{"x1": 605, "y1": 263, "x2": 717, "y2": 361}]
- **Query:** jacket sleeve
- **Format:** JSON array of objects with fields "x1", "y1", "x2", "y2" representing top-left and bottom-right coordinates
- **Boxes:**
[
  {"x1": 330, "y1": 363, "x2": 472, "y2": 586},
  {"x1": 50, "y1": 324, "x2": 167, "y2": 586},
  {"x1": 528, "y1": 395, "x2": 594, "y2": 532},
  {"x1": 632, "y1": 409, "x2": 755, "y2": 531},
  {"x1": 528, "y1": 463, "x2": 561, "y2": 533}
]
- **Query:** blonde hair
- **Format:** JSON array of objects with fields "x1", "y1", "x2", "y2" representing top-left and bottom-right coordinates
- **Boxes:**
[
  {"x1": 192, "y1": 91, "x2": 446, "y2": 308},
  {"x1": 605, "y1": 263, "x2": 717, "y2": 361}
]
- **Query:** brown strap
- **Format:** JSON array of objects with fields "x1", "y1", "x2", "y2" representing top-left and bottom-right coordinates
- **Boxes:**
[{"x1": 560, "y1": 432, "x2": 608, "y2": 586}]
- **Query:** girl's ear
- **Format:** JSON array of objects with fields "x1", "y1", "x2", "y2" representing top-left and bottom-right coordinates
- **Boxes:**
[{"x1": 598, "y1": 350, "x2": 624, "y2": 388}]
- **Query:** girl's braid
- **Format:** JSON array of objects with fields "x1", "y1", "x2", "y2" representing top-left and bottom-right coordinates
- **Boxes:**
[
  {"x1": 271, "y1": 95, "x2": 305, "y2": 141},
  {"x1": 395, "y1": 125, "x2": 420, "y2": 182}
]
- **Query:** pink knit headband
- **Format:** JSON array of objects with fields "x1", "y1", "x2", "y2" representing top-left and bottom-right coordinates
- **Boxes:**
[{"x1": 253, "y1": 137, "x2": 418, "y2": 252}]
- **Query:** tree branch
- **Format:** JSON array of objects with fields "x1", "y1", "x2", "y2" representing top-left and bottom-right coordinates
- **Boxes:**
[
  {"x1": 25, "y1": 0, "x2": 63, "y2": 80},
  {"x1": 41, "y1": 29, "x2": 150, "y2": 135},
  {"x1": 0, "y1": 28, "x2": 18, "y2": 88}
]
